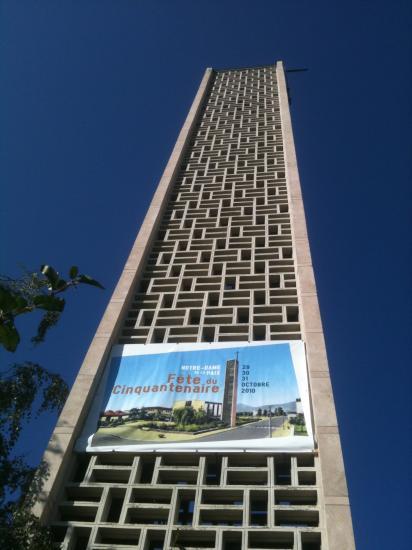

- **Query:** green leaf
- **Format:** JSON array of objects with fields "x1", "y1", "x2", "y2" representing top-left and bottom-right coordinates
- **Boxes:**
[
  {"x1": 15, "y1": 295, "x2": 28, "y2": 310},
  {"x1": 0, "y1": 285, "x2": 19, "y2": 312},
  {"x1": 55, "y1": 278, "x2": 67, "y2": 291},
  {"x1": 33, "y1": 295, "x2": 65, "y2": 312},
  {"x1": 40, "y1": 265, "x2": 59, "y2": 290},
  {"x1": 32, "y1": 311, "x2": 61, "y2": 345},
  {"x1": 0, "y1": 322, "x2": 20, "y2": 352},
  {"x1": 78, "y1": 274, "x2": 104, "y2": 289},
  {"x1": 69, "y1": 265, "x2": 79, "y2": 278}
]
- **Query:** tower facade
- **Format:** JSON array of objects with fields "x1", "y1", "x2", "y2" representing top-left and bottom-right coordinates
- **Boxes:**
[{"x1": 38, "y1": 62, "x2": 355, "y2": 550}]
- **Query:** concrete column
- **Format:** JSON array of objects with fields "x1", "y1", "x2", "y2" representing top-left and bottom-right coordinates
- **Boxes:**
[
  {"x1": 276, "y1": 60, "x2": 356, "y2": 550},
  {"x1": 34, "y1": 67, "x2": 215, "y2": 522}
]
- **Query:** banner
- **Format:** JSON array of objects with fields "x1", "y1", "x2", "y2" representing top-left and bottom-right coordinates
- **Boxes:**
[{"x1": 77, "y1": 341, "x2": 314, "y2": 452}]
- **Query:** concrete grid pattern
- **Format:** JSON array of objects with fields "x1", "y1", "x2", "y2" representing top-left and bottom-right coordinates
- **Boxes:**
[
  {"x1": 119, "y1": 66, "x2": 299, "y2": 346},
  {"x1": 44, "y1": 64, "x2": 355, "y2": 550}
]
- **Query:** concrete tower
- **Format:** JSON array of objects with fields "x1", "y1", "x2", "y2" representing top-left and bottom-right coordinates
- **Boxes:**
[{"x1": 37, "y1": 62, "x2": 355, "y2": 550}]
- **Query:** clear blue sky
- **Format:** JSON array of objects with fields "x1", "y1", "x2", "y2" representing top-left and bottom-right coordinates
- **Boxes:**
[{"x1": 1, "y1": 1, "x2": 411, "y2": 548}]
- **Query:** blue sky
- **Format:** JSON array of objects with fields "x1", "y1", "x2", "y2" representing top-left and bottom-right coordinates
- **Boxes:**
[{"x1": 1, "y1": 1, "x2": 411, "y2": 548}]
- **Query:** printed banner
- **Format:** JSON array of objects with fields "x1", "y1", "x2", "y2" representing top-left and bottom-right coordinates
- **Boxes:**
[{"x1": 77, "y1": 341, "x2": 314, "y2": 452}]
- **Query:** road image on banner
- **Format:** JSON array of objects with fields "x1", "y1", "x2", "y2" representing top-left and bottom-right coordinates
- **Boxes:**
[{"x1": 81, "y1": 341, "x2": 314, "y2": 452}]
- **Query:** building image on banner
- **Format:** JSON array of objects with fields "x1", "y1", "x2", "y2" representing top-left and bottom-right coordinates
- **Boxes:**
[{"x1": 79, "y1": 341, "x2": 314, "y2": 452}]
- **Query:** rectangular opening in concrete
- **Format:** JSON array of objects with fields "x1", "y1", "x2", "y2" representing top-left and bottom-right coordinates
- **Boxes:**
[
  {"x1": 201, "y1": 489, "x2": 243, "y2": 505},
  {"x1": 202, "y1": 326, "x2": 215, "y2": 342},
  {"x1": 286, "y1": 306, "x2": 299, "y2": 322},
  {"x1": 125, "y1": 507, "x2": 169, "y2": 525},
  {"x1": 171, "y1": 265, "x2": 182, "y2": 277},
  {"x1": 237, "y1": 308, "x2": 249, "y2": 323},
  {"x1": 223, "y1": 531, "x2": 242, "y2": 550},
  {"x1": 254, "y1": 290, "x2": 265, "y2": 305},
  {"x1": 90, "y1": 468, "x2": 131, "y2": 484},
  {"x1": 131, "y1": 488, "x2": 172, "y2": 504},
  {"x1": 72, "y1": 527, "x2": 92, "y2": 550},
  {"x1": 138, "y1": 456, "x2": 156, "y2": 484},
  {"x1": 176, "y1": 491, "x2": 196, "y2": 525},
  {"x1": 158, "y1": 469, "x2": 198, "y2": 485},
  {"x1": 205, "y1": 456, "x2": 222, "y2": 485},
  {"x1": 228, "y1": 454, "x2": 267, "y2": 467},
  {"x1": 59, "y1": 502, "x2": 97, "y2": 522},
  {"x1": 250, "y1": 490, "x2": 268, "y2": 526},
  {"x1": 189, "y1": 309, "x2": 201, "y2": 325},
  {"x1": 269, "y1": 274, "x2": 281, "y2": 288},
  {"x1": 298, "y1": 470, "x2": 316, "y2": 486},
  {"x1": 296, "y1": 454, "x2": 315, "y2": 467},
  {"x1": 145, "y1": 530, "x2": 166, "y2": 550},
  {"x1": 227, "y1": 470, "x2": 267, "y2": 485},
  {"x1": 253, "y1": 325, "x2": 266, "y2": 340},
  {"x1": 171, "y1": 530, "x2": 215, "y2": 549},
  {"x1": 248, "y1": 531, "x2": 294, "y2": 549},
  {"x1": 162, "y1": 454, "x2": 200, "y2": 467},
  {"x1": 275, "y1": 510, "x2": 319, "y2": 527},
  {"x1": 199, "y1": 508, "x2": 243, "y2": 526},
  {"x1": 301, "y1": 532, "x2": 321, "y2": 550},
  {"x1": 255, "y1": 261, "x2": 265, "y2": 273},
  {"x1": 275, "y1": 458, "x2": 291, "y2": 485},
  {"x1": 181, "y1": 279, "x2": 192, "y2": 291},
  {"x1": 224, "y1": 277, "x2": 236, "y2": 290},
  {"x1": 105, "y1": 488, "x2": 126, "y2": 523},
  {"x1": 161, "y1": 294, "x2": 174, "y2": 308},
  {"x1": 275, "y1": 489, "x2": 317, "y2": 505},
  {"x1": 96, "y1": 527, "x2": 140, "y2": 546},
  {"x1": 151, "y1": 328, "x2": 165, "y2": 343},
  {"x1": 208, "y1": 293, "x2": 219, "y2": 306},
  {"x1": 96, "y1": 454, "x2": 134, "y2": 466}
]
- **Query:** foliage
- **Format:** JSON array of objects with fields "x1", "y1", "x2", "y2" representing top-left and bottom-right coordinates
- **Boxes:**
[
  {"x1": 0, "y1": 265, "x2": 103, "y2": 549},
  {"x1": 0, "y1": 265, "x2": 104, "y2": 352},
  {"x1": 289, "y1": 413, "x2": 306, "y2": 426},
  {"x1": 173, "y1": 406, "x2": 196, "y2": 425},
  {"x1": 0, "y1": 363, "x2": 69, "y2": 548}
]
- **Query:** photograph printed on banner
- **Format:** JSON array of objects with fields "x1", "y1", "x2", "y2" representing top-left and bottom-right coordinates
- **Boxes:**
[{"x1": 85, "y1": 341, "x2": 313, "y2": 451}]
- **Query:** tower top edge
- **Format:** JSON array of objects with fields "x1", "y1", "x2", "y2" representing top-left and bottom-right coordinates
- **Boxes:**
[{"x1": 212, "y1": 61, "x2": 283, "y2": 73}]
